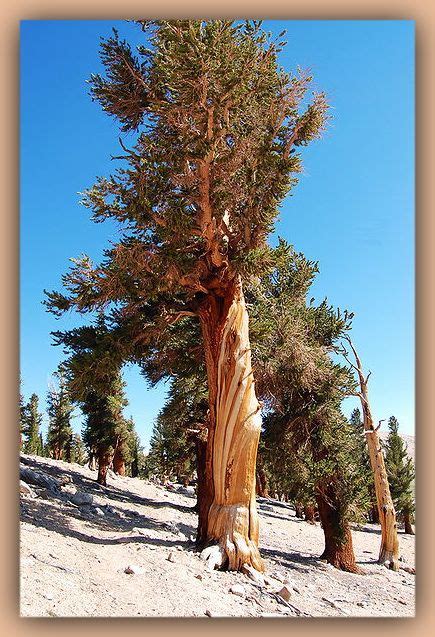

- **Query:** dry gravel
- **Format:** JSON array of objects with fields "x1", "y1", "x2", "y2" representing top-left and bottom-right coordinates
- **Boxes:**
[{"x1": 19, "y1": 454, "x2": 415, "y2": 618}]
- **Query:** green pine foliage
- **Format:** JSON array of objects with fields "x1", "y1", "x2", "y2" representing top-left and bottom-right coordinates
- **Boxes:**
[
  {"x1": 248, "y1": 241, "x2": 371, "y2": 530},
  {"x1": 44, "y1": 20, "x2": 328, "y2": 363},
  {"x1": 349, "y1": 407, "x2": 376, "y2": 521},
  {"x1": 70, "y1": 433, "x2": 87, "y2": 464},
  {"x1": 46, "y1": 373, "x2": 74, "y2": 460},
  {"x1": 145, "y1": 376, "x2": 208, "y2": 482},
  {"x1": 384, "y1": 416, "x2": 415, "y2": 523},
  {"x1": 22, "y1": 393, "x2": 43, "y2": 455}
]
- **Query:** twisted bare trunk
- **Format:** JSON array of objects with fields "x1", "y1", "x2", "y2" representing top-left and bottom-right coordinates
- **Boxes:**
[
  {"x1": 344, "y1": 338, "x2": 399, "y2": 571},
  {"x1": 197, "y1": 277, "x2": 263, "y2": 572}
]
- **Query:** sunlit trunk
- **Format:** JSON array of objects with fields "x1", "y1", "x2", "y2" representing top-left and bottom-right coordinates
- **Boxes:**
[
  {"x1": 365, "y1": 425, "x2": 399, "y2": 569},
  {"x1": 346, "y1": 338, "x2": 399, "y2": 570},
  {"x1": 198, "y1": 277, "x2": 263, "y2": 572}
]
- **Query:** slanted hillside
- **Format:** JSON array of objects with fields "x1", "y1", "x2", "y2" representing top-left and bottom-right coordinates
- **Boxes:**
[{"x1": 20, "y1": 454, "x2": 415, "y2": 618}]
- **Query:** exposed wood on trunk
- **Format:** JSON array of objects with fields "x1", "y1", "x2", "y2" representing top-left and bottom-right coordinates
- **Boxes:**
[
  {"x1": 198, "y1": 276, "x2": 263, "y2": 572},
  {"x1": 343, "y1": 337, "x2": 399, "y2": 571}
]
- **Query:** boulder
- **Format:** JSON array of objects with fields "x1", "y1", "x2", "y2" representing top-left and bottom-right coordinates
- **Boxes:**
[
  {"x1": 70, "y1": 492, "x2": 94, "y2": 506},
  {"x1": 20, "y1": 465, "x2": 60, "y2": 492},
  {"x1": 20, "y1": 480, "x2": 36, "y2": 498}
]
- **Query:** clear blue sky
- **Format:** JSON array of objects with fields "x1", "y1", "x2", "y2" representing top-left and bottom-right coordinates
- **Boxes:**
[{"x1": 20, "y1": 20, "x2": 415, "y2": 449}]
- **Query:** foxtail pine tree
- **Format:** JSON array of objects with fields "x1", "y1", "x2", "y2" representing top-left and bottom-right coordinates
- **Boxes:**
[{"x1": 45, "y1": 20, "x2": 328, "y2": 571}]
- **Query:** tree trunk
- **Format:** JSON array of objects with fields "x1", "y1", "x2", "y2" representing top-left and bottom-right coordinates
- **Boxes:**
[
  {"x1": 88, "y1": 451, "x2": 97, "y2": 470},
  {"x1": 370, "y1": 495, "x2": 380, "y2": 523},
  {"x1": 256, "y1": 467, "x2": 269, "y2": 498},
  {"x1": 197, "y1": 277, "x2": 263, "y2": 572},
  {"x1": 364, "y1": 425, "x2": 399, "y2": 568},
  {"x1": 295, "y1": 502, "x2": 304, "y2": 519},
  {"x1": 113, "y1": 445, "x2": 126, "y2": 476},
  {"x1": 304, "y1": 504, "x2": 316, "y2": 524},
  {"x1": 345, "y1": 338, "x2": 399, "y2": 571},
  {"x1": 403, "y1": 509, "x2": 415, "y2": 535},
  {"x1": 316, "y1": 484, "x2": 359, "y2": 573},
  {"x1": 97, "y1": 449, "x2": 111, "y2": 486}
]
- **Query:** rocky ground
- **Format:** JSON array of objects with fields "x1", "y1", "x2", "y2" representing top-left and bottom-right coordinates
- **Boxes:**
[{"x1": 19, "y1": 454, "x2": 415, "y2": 618}]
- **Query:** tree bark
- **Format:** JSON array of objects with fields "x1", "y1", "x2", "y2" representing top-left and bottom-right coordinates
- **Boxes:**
[
  {"x1": 295, "y1": 502, "x2": 304, "y2": 519},
  {"x1": 195, "y1": 424, "x2": 209, "y2": 530},
  {"x1": 345, "y1": 338, "x2": 399, "y2": 571},
  {"x1": 97, "y1": 449, "x2": 112, "y2": 486},
  {"x1": 304, "y1": 504, "x2": 316, "y2": 524},
  {"x1": 403, "y1": 509, "x2": 415, "y2": 535},
  {"x1": 197, "y1": 277, "x2": 263, "y2": 572},
  {"x1": 316, "y1": 484, "x2": 359, "y2": 573},
  {"x1": 256, "y1": 468, "x2": 269, "y2": 498},
  {"x1": 113, "y1": 445, "x2": 126, "y2": 476}
]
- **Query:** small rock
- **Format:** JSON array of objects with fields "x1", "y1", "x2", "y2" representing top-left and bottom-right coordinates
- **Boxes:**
[
  {"x1": 229, "y1": 584, "x2": 245, "y2": 597},
  {"x1": 20, "y1": 480, "x2": 36, "y2": 498},
  {"x1": 167, "y1": 552, "x2": 177, "y2": 563},
  {"x1": 58, "y1": 474, "x2": 73, "y2": 485},
  {"x1": 241, "y1": 563, "x2": 265, "y2": 585},
  {"x1": 276, "y1": 585, "x2": 292, "y2": 602},
  {"x1": 93, "y1": 507, "x2": 105, "y2": 517},
  {"x1": 124, "y1": 565, "x2": 144, "y2": 575},
  {"x1": 70, "y1": 492, "x2": 93, "y2": 506},
  {"x1": 195, "y1": 574, "x2": 203, "y2": 581},
  {"x1": 357, "y1": 601, "x2": 367, "y2": 608},
  {"x1": 270, "y1": 571, "x2": 286, "y2": 583}
]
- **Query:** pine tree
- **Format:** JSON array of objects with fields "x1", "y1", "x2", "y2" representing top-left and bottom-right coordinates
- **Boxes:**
[
  {"x1": 45, "y1": 20, "x2": 328, "y2": 571},
  {"x1": 70, "y1": 433, "x2": 87, "y2": 465},
  {"x1": 52, "y1": 318, "x2": 128, "y2": 485},
  {"x1": 247, "y1": 240, "x2": 368, "y2": 572},
  {"x1": 349, "y1": 408, "x2": 377, "y2": 522},
  {"x1": 46, "y1": 373, "x2": 74, "y2": 460},
  {"x1": 19, "y1": 384, "x2": 26, "y2": 450},
  {"x1": 22, "y1": 393, "x2": 43, "y2": 455},
  {"x1": 384, "y1": 416, "x2": 415, "y2": 535}
]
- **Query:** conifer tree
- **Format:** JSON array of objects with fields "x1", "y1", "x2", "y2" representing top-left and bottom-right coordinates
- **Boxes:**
[
  {"x1": 46, "y1": 374, "x2": 74, "y2": 460},
  {"x1": 248, "y1": 241, "x2": 369, "y2": 572},
  {"x1": 70, "y1": 433, "x2": 87, "y2": 465},
  {"x1": 349, "y1": 407, "x2": 378, "y2": 522},
  {"x1": 45, "y1": 19, "x2": 329, "y2": 571},
  {"x1": 52, "y1": 319, "x2": 128, "y2": 485},
  {"x1": 19, "y1": 383, "x2": 26, "y2": 450},
  {"x1": 384, "y1": 416, "x2": 415, "y2": 535},
  {"x1": 22, "y1": 393, "x2": 43, "y2": 455}
]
